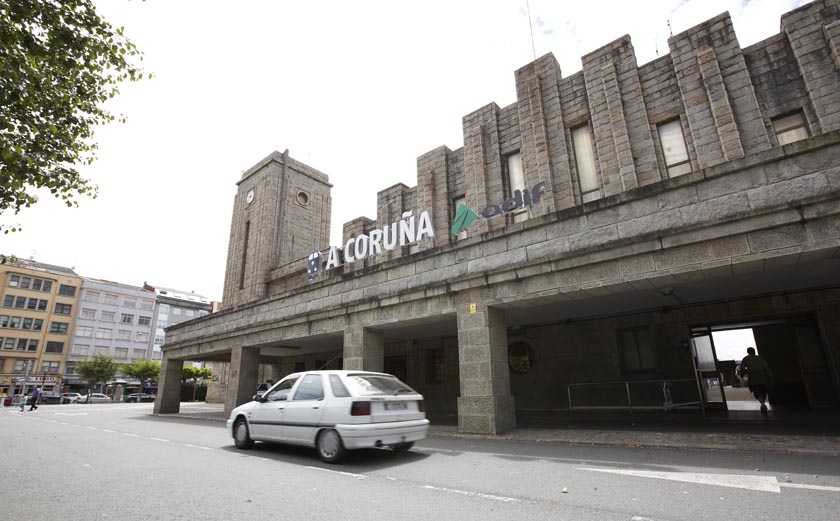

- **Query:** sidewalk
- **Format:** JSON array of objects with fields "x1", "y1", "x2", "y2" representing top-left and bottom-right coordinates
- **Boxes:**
[{"x1": 161, "y1": 403, "x2": 840, "y2": 457}]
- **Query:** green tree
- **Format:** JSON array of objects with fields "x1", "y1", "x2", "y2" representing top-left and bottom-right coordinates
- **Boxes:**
[
  {"x1": 0, "y1": 0, "x2": 147, "y2": 255},
  {"x1": 121, "y1": 360, "x2": 160, "y2": 398},
  {"x1": 182, "y1": 366, "x2": 212, "y2": 402},
  {"x1": 76, "y1": 354, "x2": 117, "y2": 402}
]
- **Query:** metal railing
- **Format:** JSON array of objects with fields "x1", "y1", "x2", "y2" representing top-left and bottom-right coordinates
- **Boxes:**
[{"x1": 567, "y1": 379, "x2": 702, "y2": 415}]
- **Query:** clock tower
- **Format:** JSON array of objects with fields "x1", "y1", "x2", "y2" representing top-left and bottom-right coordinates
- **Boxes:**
[{"x1": 222, "y1": 150, "x2": 332, "y2": 308}]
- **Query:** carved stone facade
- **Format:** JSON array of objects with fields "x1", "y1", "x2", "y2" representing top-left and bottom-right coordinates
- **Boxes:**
[{"x1": 158, "y1": 2, "x2": 840, "y2": 434}]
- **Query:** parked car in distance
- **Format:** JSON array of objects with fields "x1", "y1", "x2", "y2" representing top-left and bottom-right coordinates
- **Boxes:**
[
  {"x1": 255, "y1": 383, "x2": 270, "y2": 397},
  {"x1": 78, "y1": 393, "x2": 112, "y2": 404},
  {"x1": 61, "y1": 393, "x2": 82, "y2": 403},
  {"x1": 125, "y1": 393, "x2": 156, "y2": 403},
  {"x1": 228, "y1": 370, "x2": 429, "y2": 463},
  {"x1": 37, "y1": 392, "x2": 65, "y2": 404}
]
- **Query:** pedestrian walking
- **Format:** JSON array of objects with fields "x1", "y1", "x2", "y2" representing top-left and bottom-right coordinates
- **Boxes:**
[
  {"x1": 739, "y1": 347, "x2": 774, "y2": 413},
  {"x1": 19, "y1": 391, "x2": 29, "y2": 412},
  {"x1": 29, "y1": 387, "x2": 40, "y2": 411}
]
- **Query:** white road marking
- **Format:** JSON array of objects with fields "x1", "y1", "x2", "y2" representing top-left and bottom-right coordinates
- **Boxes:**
[
  {"x1": 102, "y1": 429, "x2": 116, "y2": 433},
  {"x1": 779, "y1": 482, "x2": 840, "y2": 492},
  {"x1": 579, "y1": 467, "x2": 781, "y2": 493},
  {"x1": 150, "y1": 437, "x2": 170, "y2": 442},
  {"x1": 123, "y1": 433, "x2": 141, "y2": 438},
  {"x1": 421, "y1": 485, "x2": 519, "y2": 503},
  {"x1": 85, "y1": 426, "x2": 97, "y2": 430},
  {"x1": 183, "y1": 444, "x2": 211, "y2": 450},
  {"x1": 55, "y1": 413, "x2": 87, "y2": 416},
  {"x1": 305, "y1": 466, "x2": 368, "y2": 480},
  {"x1": 578, "y1": 468, "x2": 840, "y2": 494}
]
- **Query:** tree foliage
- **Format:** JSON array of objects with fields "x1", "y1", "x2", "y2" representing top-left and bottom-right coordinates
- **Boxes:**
[
  {"x1": 121, "y1": 359, "x2": 160, "y2": 385},
  {"x1": 182, "y1": 366, "x2": 212, "y2": 382},
  {"x1": 0, "y1": 0, "x2": 146, "y2": 240},
  {"x1": 76, "y1": 353, "x2": 117, "y2": 397}
]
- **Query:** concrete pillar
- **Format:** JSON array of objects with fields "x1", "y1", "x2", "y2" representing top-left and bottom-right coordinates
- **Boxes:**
[
  {"x1": 270, "y1": 363, "x2": 283, "y2": 383},
  {"x1": 343, "y1": 325, "x2": 384, "y2": 371},
  {"x1": 224, "y1": 345, "x2": 260, "y2": 417},
  {"x1": 153, "y1": 357, "x2": 184, "y2": 414},
  {"x1": 456, "y1": 300, "x2": 516, "y2": 435}
]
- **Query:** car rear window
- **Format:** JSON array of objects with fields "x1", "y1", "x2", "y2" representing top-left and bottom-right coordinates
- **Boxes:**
[
  {"x1": 345, "y1": 374, "x2": 416, "y2": 396},
  {"x1": 329, "y1": 375, "x2": 351, "y2": 397}
]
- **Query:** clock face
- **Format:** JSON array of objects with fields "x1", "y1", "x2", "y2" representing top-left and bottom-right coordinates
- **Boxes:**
[{"x1": 246, "y1": 190, "x2": 255, "y2": 204}]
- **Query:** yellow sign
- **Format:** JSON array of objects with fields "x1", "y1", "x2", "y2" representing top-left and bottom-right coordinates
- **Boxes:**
[{"x1": 469, "y1": 303, "x2": 477, "y2": 314}]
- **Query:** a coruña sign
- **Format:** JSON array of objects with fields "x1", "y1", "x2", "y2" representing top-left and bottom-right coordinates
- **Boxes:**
[{"x1": 307, "y1": 210, "x2": 435, "y2": 280}]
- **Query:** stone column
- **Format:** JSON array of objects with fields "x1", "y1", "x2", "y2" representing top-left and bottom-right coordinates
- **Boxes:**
[
  {"x1": 456, "y1": 301, "x2": 516, "y2": 435},
  {"x1": 343, "y1": 325, "x2": 384, "y2": 371},
  {"x1": 153, "y1": 356, "x2": 183, "y2": 414},
  {"x1": 270, "y1": 363, "x2": 283, "y2": 383},
  {"x1": 225, "y1": 345, "x2": 260, "y2": 417}
]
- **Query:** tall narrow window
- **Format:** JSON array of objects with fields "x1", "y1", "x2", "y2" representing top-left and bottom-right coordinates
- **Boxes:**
[
  {"x1": 505, "y1": 152, "x2": 527, "y2": 223},
  {"x1": 239, "y1": 221, "x2": 250, "y2": 290},
  {"x1": 572, "y1": 125, "x2": 599, "y2": 202},
  {"x1": 657, "y1": 120, "x2": 691, "y2": 177},
  {"x1": 772, "y1": 111, "x2": 808, "y2": 145}
]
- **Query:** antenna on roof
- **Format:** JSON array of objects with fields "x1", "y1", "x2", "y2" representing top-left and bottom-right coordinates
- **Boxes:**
[
  {"x1": 667, "y1": 19, "x2": 673, "y2": 38},
  {"x1": 526, "y1": 0, "x2": 537, "y2": 61}
]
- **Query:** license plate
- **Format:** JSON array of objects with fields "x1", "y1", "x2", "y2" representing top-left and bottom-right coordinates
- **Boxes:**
[{"x1": 383, "y1": 402, "x2": 407, "y2": 411}]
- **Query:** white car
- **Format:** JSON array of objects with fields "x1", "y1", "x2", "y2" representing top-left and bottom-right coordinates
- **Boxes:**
[
  {"x1": 227, "y1": 370, "x2": 429, "y2": 463},
  {"x1": 78, "y1": 393, "x2": 112, "y2": 404}
]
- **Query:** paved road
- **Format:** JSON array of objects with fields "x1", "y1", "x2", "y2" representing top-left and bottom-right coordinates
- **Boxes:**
[{"x1": 1, "y1": 404, "x2": 838, "y2": 520}]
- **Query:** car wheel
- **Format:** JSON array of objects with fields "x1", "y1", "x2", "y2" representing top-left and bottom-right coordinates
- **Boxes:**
[
  {"x1": 390, "y1": 442, "x2": 414, "y2": 452},
  {"x1": 317, "y1": 429, "x2": 346, "y2": 463},
  {"x1": 233, "y1": 418, "x2": 254, "y2": 450}
]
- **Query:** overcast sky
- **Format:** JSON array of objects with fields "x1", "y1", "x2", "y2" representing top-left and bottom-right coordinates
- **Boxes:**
[{"x1": 2, "y1": 0, "x2": 805, "y2": 302}]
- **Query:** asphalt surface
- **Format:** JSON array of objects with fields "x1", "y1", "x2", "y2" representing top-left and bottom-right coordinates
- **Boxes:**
[
  {"x1": 2, "y1": 403, "x2": 839, "y2": 521},
  {"x1": 166, "y1": 402, "x2": 840, "y2": 457}
]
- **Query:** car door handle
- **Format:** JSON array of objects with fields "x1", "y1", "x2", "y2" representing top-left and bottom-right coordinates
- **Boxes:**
[{"x1": 312, "y1": 406, "x2": 320, "y2": 409}]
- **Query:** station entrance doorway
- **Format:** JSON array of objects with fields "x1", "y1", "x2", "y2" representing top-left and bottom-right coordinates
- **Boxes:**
[{"x1": 690, "y1": 315, "x2": 838, "y2": 412}]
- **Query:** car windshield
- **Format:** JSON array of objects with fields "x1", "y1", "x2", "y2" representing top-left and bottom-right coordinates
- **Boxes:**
[{"x1": 345, "y1": 374, "x2": 416, "y2": 396}]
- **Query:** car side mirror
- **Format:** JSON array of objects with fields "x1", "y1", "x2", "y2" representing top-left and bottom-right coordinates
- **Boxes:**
[{"x1": 252, "y1": 394, "x2": 264, "y2": 402}]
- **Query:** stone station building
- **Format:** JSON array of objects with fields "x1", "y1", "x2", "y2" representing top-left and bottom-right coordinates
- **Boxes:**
[{"x1": 157, "y1": 1, "x2": 840, "y2": 434}]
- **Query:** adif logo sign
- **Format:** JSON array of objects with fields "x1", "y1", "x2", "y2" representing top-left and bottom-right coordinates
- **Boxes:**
[{"x1": 451, "y1": 181, "x2": 546, "y2": 235}]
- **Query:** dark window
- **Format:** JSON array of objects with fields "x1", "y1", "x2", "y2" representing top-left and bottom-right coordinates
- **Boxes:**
[
  {"x1": 14, "y1": 296, "x2": 26, "y2": 308},
  {"x1": 384, "y1": 356, "x2": 407, "y2": 382},
  {"x1": 618, "y1": 327, "x2": 656, "y2": 373},
  {"x1": 32, "y1": 319, "x2": 43, "y2": 331},
  {"x1": 239, "y1": 221, "x2": 250, "y2": 290},
  {"x1": 294, "y1": 362, "x2": 306, "y2": 373},
  {"x1": 45, "y1": 341, "x2": 64, "y2": 354},
  {"x1": 41, "y1": 281, "x2": 52, "y2": 292},
  {"x1": 2, "y1": 295, "x2": 13, "y2": 307},
  {"x1": 49, "y1": 322, "x2": 68, "y2": 334},
  {"x1": 58, "y1": 284, "x2": 76, "y2": 297},
  {"x1": 329, "y1": 375, "x2": 351, "y2": 397},
  {"x1": 54, "y1": 303, "x2": 72, "y2": 315},
  {"x1": 425, "y1": 348, "x2": 445, "y2": 383},
  {"x1": 291, "y1": 374, "x2": 324, "y2": 401}
]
